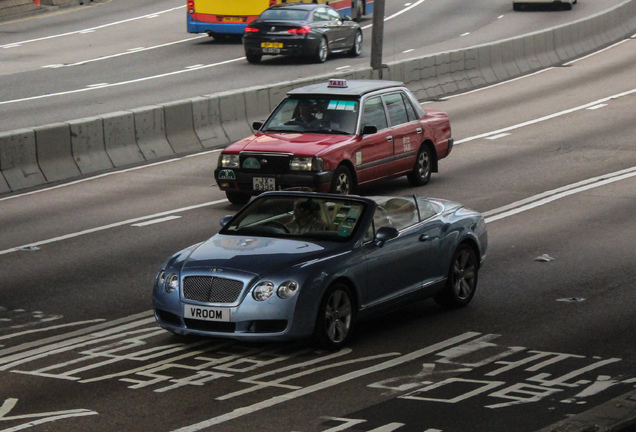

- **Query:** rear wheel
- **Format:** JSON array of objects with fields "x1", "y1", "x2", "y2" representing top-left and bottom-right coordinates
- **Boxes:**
[
  {"x1": 434, "y1": 245, "x2": 479, "y2": 308},
  {"x1": 348, "y1": 30, "x2": 363, "y2": 57},
  {"x1": 314, "y1": 37, "x2": 328, "y2": 63},
  {"x1": 246, "y1": 52, "x2": 262, "y2": 64},
  {"x1": 330, "y1": 165, "x2": 355, "y2": 195},
  {"x1": 313, "y1": 283, "x2": 355, "y2": 350},
  {"x1": 354, "y1": 0, "x2": 364, "y2": 22},
  {"x1": 407, "y1": 145, "x2": 432, "y2": 186},
  {"x1": 225, "y1": 191, "x2": 251, "y2": 206}
]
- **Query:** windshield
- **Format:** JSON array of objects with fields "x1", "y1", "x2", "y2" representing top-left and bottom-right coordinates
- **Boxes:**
[
  {"x1": 220, "y1": 195, "x2": 366, "y2": 241},
  {"x1": 261, "y1": 97, "x2": 360, "y2": 135}
]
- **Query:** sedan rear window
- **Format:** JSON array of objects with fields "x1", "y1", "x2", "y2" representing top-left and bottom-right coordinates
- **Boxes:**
[{"x1": 260, "y1": 9, "x2": 309, "y2": 21}]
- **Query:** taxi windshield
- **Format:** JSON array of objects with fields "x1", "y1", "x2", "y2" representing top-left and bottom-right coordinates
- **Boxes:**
[{"x1": 261, "y1": 97, "x2": 360, "y2": 135}]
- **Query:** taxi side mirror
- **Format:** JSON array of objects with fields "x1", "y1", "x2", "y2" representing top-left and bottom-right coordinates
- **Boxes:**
[
  {"x1": 252, "y1": 121, "x2": 263, "y2": 130},
  {"x1": 362, "y1": 125, "x2": 378, "y2": 135}
]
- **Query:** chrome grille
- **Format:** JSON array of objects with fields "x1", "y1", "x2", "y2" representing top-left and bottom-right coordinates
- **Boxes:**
[{"x1": 183, "y1": 276, "x2": 244, "y2": 303}]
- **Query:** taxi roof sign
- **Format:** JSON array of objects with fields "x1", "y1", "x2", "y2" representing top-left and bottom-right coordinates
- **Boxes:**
[{"x1": 328, "y1": 78, "x2": 348, "y2": 88}]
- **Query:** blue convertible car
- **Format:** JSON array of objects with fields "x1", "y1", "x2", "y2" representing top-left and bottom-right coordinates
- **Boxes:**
[{"x1": 153, "y1": 191, "x2": 487, "y2": 350}]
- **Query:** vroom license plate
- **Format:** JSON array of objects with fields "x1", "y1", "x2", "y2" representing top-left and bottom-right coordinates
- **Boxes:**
[
  {"x1": 184, "y1": 305, "x2": 230, "y2": 322},
  {"x1": 253, "y1": 177, "x2": 275, "y2": 191}
]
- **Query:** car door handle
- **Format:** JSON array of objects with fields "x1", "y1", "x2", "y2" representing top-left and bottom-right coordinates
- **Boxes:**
[
  {"x1": 416, "y1": 127, "x2": 422, "y2": 134},
  {"x1": 386, "y1": 136, "x2": 393, "y2": 142},
  {"x1": 419, "y1": 234, "x2": 430, "y2": 242}
]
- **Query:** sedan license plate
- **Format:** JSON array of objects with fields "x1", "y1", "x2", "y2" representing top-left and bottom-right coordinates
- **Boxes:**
[
  {"x1": 261, "y1": 42, "x2": 283, "y2": 48},
  {"x1": 184, "y1": 305, "x2": 230, "y2": 322},
  {"x1": 253, "y1": 177, "x2": 275, "y2": 191}
]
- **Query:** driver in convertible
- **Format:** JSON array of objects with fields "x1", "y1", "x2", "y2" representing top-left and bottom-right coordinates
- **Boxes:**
[{"x1": 286, "y1": 200, "x2": 327, "y2": 234}]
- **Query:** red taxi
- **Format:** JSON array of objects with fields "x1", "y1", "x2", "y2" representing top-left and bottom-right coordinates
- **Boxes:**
[{"x1": 214, "y1": 79, "x2": 453, "y2": 205}]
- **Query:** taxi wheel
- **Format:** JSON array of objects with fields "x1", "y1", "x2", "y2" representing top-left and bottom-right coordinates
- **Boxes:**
[
  {"x1": 314, "y1": 37, "x2": 328, "y2": 63},
  {"x1": 330, "y1": 165, "x2": 355, "y2": 195},
  {"x1": 348, "y1": 30, "x2": 363, "y2": 57},
  {"x1": 407, "y1": 145, "x2": 432, "y2": 186},
  {"x1": 313, "y1": 283, "x2": 355, "y2": 350},
  {"x1": 246, "y1": 53, "x2": 261, "y2": 64},
  {"x1": 225, "y1": 191, "x2": 251, "y2": 207},
  {"x1": 435, "y1": 244, "x2": 479, "y2": 309}
]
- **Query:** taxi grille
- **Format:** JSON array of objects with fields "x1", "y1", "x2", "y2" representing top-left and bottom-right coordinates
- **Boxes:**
[
  {"x1": 183, "y1": 276, "x2": 244, "y2": 303},
  {"x1": 240, "y1": 153, "x2": 290, "y2": 173}
]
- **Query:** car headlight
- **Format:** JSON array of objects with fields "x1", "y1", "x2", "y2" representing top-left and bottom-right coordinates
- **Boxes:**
[
  {"x1": 219, "y1": 153, "x2": 240, "y2": 168},
  {"x1": 156, "y1": 270, "x2": 166, "y2": 286},
  {"x1": 277, "y1": 280, "x2": 299, "y2": 299},
  {"x1": 165, "y1": 274, "x2": 179, "y2": 293},
  {"x1": 290, "y1": 156, "x2": 323, "y2": 171},
  {"x1": 253, "y1": 281, "x2": 275, "y2": 301}
]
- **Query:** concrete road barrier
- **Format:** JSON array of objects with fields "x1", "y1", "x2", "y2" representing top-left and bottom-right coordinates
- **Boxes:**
[
  {"x1": 34, "y1": 122, "x2": 81, "y2": 183},
  {"x1": 1, "y1": 0, "x2": 635, "y2": 194}
]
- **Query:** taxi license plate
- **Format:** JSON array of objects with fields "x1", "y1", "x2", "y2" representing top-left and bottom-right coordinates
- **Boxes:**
[
  {"x1": 221, "y1": 16, "x2": 243, "y2": 23},
  {"x1": 253, "y1": 177, "x2": 275, "y2": 191},
  {"x1": 261, "y1": 42, "x2": 283, "y2": 48},
  {"x1": 184, "y1": 305, "x2": 230, "y2": 322}
]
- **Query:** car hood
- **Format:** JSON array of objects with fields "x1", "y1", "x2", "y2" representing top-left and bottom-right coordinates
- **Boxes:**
[
  {"x1": 228, "y1": 133, "x2": 352, "y2": 155},
  {"x1": 181, "y1": 234, "x2": 337, "y2": 277}
]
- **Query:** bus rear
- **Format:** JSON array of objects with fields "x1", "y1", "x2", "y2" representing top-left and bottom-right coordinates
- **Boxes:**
[
  {"x1": 186, "y1": 0, "x2": 374, "y2": 37},
  {"x1": 187, "y1": 0, "x2": 278, "y2": 36}
]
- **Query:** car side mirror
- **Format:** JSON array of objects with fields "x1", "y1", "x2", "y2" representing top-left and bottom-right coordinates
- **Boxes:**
[
  {"x1": 375, "y1": 226, "x2": 399, "y2": 247},
  {"x1": 252, "y1": 121, "x2": 263, "y2": 131},
  {"x1": 343, "y1": 15, "x2": 352, "y2": 21},
  {"x1": 362, "y1": 125, "x2": 378, "y2": 135},
  {"x1": 220, "y1": 215, "x2": 233, "y2": 227}
]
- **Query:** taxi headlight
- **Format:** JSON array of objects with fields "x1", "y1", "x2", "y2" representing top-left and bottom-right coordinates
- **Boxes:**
[
  {"x1": 290, "y1": 156, "x2": 323, "y2": 171},
  {"x1": 166, "y1": 274, "x2": 179, "y2": 293},
  {"x1": 219, "y1": 154, "x2": 240, "y2": 168},
  {"x1": 277, "y1": 280, "x2": 299, "y2": 299},
  {"x1": 253, "y1": 281, "x2": 275, "y2": 301}
]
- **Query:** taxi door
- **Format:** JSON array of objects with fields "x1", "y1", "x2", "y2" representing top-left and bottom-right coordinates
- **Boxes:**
[
  {"x1": 383, "y1": 92, "x2": 423, "y2": 173},
  {"x1": 355, "y1": 95, "x2": 394, "y2": 185}
]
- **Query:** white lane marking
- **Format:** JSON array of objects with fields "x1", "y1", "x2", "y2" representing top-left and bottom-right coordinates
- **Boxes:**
[
  {"x1": 0, "y1": 320, "x2": 105, "y2": 342},
  {"x1": 0, "y1": 6, "x2": 185, "y2": 49},
  {"x1": 0, "y1": 200, "x2": 227, "y2": 256},
  {"x1": 587, "y1": 103, "x2": 607, "y2": 110},
  {"x1": 361, "y1": 0, "x2": 427, "y2": 30},
  {"x1": 0, "y1": 56, "x2": 245, "y2": 106},
  {"x1": 171, "y1": 332, "x2": 481, "y2": 432},
  {"x1": 131, "y1": 215, "x2": 181, "y2": 227},
  {"x1": 483, "y1": 166, "x2": 636, "y2": 223},
  {"x1": 485, "y1": 133, "x2": 510, "y2": 140},
  {"x1": 0, "y1": 398, "x2": 97, "y2": 431},
  {"x1": 454, "y1": 87, "x2": 636, "y2": 144},
  {"x1": 40, "y1": 36, "x2": 207, "y2": 69}
]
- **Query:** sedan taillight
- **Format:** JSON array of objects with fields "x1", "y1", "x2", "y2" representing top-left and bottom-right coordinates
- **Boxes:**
[
  {"x1": 288, "y1": 26, "x2": 311, "y2": 34},
  {"x1": 245, "y1": 26, "x2": 259, "y2": 33}
]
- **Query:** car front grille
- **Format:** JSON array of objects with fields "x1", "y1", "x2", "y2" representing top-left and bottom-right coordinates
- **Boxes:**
[
  {"x1": 240, "y1": 153, "x2": 291, "y2": 173},
  {"x1": 183, "y1": 276, "x2": 244, "y2": 303}
]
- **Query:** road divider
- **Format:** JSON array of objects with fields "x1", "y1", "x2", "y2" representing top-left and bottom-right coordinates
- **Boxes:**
[{"x1": 1, "y1": 0, "x2": 635, "y2": 193}]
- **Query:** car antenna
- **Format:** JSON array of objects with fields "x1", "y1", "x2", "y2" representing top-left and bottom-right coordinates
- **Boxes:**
[{"x1": 412, "y1": 194, "x2": 421, "y2": 222}]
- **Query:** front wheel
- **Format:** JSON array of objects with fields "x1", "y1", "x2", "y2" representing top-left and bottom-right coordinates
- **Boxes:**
[
  {"x1": 225, "y1": 191, "x2": 251, "y2": 207},
  {"x1": 434, "y1": 245, "x2": 479, "y2": 308},
  {"x1": 314, "y1": 37, "x2": 328, "y2": 63},
  {"x1": 330, "y1": 165, "x2": 355, "y2": 195},
  {"x1": 313, "y1": 283, "x2": 355, "y2": 350},
  {"x1": 407, "y1": 145, "x2": 433, "y2": 186}
]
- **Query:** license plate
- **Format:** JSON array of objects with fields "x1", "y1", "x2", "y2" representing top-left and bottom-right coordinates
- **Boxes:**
[
  {"x1": 253, "y1": 177, "x2": 275, "y2": 191},
  {"x1": 261, "y1": 42, "x2": 283, "y2": 48},
  {"x1": 184, "y1": 305, "x2": 230, "y2": 322},
  {"x1": 262, "y1": 47, "x2": 280, "y2": 54},
  {"x1": 221, "y1": 16, "x2": 243, "y2": 23}
]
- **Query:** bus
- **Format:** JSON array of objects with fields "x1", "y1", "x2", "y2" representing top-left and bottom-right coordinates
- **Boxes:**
[{"x1": 186, "y1": 0, "x2": 374, "y2": 38}]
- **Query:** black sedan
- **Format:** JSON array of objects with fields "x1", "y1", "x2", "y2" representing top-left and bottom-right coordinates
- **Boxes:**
[{"x1": 243, "y1": 3, "x2": 363, "y2": 64}]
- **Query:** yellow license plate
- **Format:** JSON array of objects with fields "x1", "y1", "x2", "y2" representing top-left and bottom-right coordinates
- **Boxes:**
[
  {"x1": 221, "y1": 16, "x2": 243, "y2": 23},
  {"x1": 261, "y1": 42, "x2": 283, "y2": 48}
]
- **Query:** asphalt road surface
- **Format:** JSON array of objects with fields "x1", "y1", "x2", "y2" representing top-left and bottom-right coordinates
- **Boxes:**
[
  {"x1": 1, "y1": 25, "x2": 635, "y2": 432},
  {"x1": 0, "y1": 0, "x2": 628, "y2": 132}
]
